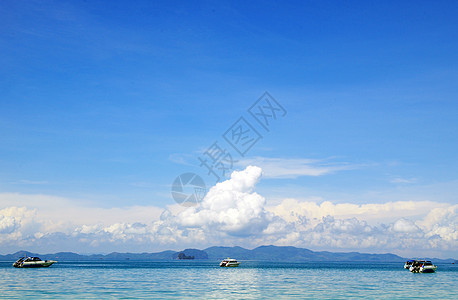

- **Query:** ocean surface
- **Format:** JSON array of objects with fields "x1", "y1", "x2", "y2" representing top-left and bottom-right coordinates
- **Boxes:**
[{"x1": 1, "y1": 260, "x2": 456, "y2": 299}]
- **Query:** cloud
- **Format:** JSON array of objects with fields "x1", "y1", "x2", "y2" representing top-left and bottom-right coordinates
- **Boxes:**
[
  {"x1": 0, "y1": 193, "x2": 163, "y2": 227},
  {"x1": 418, "y1": 205, "x2": 457, "y2": 243},
  {"x1": 0, "y1": 166, "x2": 456, "y2": 258},
  {"x1": 177, "y1": 166, "x2": 271, "y2": 236},
  {"x1": 0, "y1": 207, "x2": 39, "y2": 245},
  {"x1": 392, "y1": 219, "x2": 421, "y2": 233},
  {"x1": 0, "y1": 215, "x2": 17, "y2": 234},
  {"x1": 263, "y1": 199, "x2": 457, "y2": 256},
  {"x1": 267, "y1": 199, "x2": 449, "y2": 225},
  {"x1": 236, "y1": 157, "x2": 357, "y2": 178},
  {"x1": 168, "y1": 153, "x2": 196, "y2": 166},
  {"x1": 390, "y1": 177, "x2": 417, "y2": 184}
]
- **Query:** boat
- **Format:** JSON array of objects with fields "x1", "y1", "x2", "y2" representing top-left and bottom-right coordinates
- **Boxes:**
[
  {"x1": 419, "y1": 261, "x2": 437, "y2": 273},
  {"x1": 404, "y1": 260, "x2": 416, "y2": 269},
  {"x1": 13, "y1": 256, "x2": 57, "y2": 268},
  {"x1": 220, "y1": 258, "x2": 240, "y2": 267},
  {"x1": 409, "y1": 260, "x2": 437, "y2": 273}
]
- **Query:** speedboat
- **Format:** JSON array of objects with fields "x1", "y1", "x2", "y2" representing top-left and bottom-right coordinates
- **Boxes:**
[
  {"x1": 13, "y1": 256, "x2": 57, "y2": 268},
  {"x1": 419, "y1": 261, "x2": 437, "y2": 273},
  {"x1": 404, "y1": 260, "x2": 416, "y2": 269},
  {"x1": 220, "y1": 258, "x2": 240, "y2": 267},
  {"x1": 409, "y1": 260, "x2": 437, "y2": 273}
]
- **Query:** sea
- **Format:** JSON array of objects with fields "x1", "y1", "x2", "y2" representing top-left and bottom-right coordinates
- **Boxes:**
[{"x1": 0, "y1": 260, "x2": 456, "y2": 299}]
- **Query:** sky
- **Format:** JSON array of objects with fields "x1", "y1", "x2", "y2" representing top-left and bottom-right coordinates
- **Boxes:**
[{"x1": 0, "y1": 0, "x2": 457, "y2": 258}]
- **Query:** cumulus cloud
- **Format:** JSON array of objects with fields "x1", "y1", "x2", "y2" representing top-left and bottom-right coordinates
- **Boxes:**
[
  {"x1": 0, "y1": 215, "x2": 17, "y2": 234},
  {"x1": 392, "y1": 219, "x2": 420, "y2": 233},
  {"x1": 0, "y1": 207, "x2": 40, "y2": 248},
  {"x1": 267, "y1": 199, "x2": 449, "y2": 225},
  {"x1": 177, "y1": 166, "x2": 271, "y2": 236},
  {"x1": 418, "y1": 205, "x2": 457, "y2": 243},
  {"x1": 0, "y1": 166, "x2": 456, "y2": 258}
]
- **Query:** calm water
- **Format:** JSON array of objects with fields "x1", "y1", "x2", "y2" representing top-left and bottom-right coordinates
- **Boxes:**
[{"x1": 0, "y1": 260, "x2": 456, "y2": 299}]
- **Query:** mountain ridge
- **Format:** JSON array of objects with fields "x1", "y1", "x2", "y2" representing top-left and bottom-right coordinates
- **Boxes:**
[{"x1": 1, "y1": 246, "x2": 454, "y2": 262}]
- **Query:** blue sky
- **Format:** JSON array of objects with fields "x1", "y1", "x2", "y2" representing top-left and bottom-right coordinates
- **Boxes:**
[{"x1": 0, "y1": 0, "x2": 457, "y2": 257}]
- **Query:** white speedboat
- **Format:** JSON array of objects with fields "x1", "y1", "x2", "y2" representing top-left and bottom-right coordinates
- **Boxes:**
[
  {"x1": 13, "y1": 256, "x2": 57, "y2": 268},
  {"x1": 220, "y1": 258, "x2": 240, "y2": 267},
  {"x1": 409, "y1": 260, "x2": 437, "y2": 273},
  {"x1": 419, "y1": 261, "x2": 437, "y2": 273}
]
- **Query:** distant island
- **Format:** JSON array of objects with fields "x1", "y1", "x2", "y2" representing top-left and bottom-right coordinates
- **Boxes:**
[
  {"x1": 172, "y1": 249, "x2": 209, "y2": 260},
  {"x1": 1, "y1": 245, "x2": 454, "y2": 263},
  {"x1": 176, "y1": 252, "x2": 194, "y2": 259}
]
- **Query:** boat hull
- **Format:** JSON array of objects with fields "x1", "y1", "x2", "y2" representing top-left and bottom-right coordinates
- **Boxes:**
[
  {"x1": 220, "y1": 263, "x2": 240, "y2": 267},
  {"x1": 420, "y1": 266, "x2": 437, "y2": 273},
  {"x1": 410, "y1": 264, "x2": 437, "y2": 273}
]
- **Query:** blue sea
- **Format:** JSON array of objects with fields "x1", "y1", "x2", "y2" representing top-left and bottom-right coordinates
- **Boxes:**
[{"x1": 1, "y1": 260, "x2": 456, "y2": 299}]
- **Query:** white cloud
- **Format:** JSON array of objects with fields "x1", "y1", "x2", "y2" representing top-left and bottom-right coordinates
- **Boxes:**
[
  {"x1": 390, "y1": 177, "x2": 417, "y2": 184},
  {"x1": 0, "y1": 193, "x2": 163, "y2": 227},
  {"x1": 267, "y1": 198, "x2": 449, "y2": 225},
  {"x1": 237, "y1": 157, "x2": 357, "y2": 178},
  {"x1": 262, "y1": 199, "x2": 456, "y2": 256},
  {"x1": 418, "y1": 205, "x2": 457, "y2": 242},
  {"x1": 0, "y1": 167, "x2": 456, "y2": 258},
  {"x1": 392, "y1": 219, "x2": 421, "y2": 233},
  {"x1": 0, "y1": 207, "x2": 39, "y2": 245},
  {"x1": 177, "y1": 166, "x2": 271, "y2": 236},
  {"x1": 0, "y1": 215, "x2": 17, "y2": 234}
]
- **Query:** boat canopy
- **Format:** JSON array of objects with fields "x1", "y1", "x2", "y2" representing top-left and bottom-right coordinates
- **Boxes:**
[{"x1": 23, "y1": 257, "x2": 43, "y2": 262}]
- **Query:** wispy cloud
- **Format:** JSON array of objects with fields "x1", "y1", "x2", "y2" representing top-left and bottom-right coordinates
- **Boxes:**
[
  {"x1": 390, "y1": 177, "x2": 417, "y2": 184},
  {"x1": 168, "y1": 153, "x2": 196, "y2": 166},
  {"x1": 236, "y1": 157, "x2": 358, "y2": 178}
]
